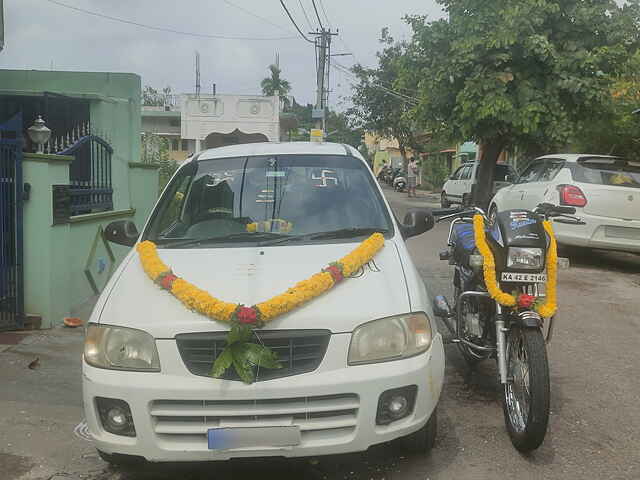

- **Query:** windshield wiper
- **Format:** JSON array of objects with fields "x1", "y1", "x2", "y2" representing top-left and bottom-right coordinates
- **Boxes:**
[
  {"x1": 158, "y1": 232, "x2": 290, "y2": 249},
  {"x1": 260, "y1": 227, "x2": 388, "y2": 246}
]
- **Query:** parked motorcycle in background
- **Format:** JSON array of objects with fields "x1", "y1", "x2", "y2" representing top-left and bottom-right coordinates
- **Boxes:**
[
  {"x1": 431, "y1": 203, "x2": 584, "y2": 452},
  {"x1": 393, "y1": 173, "x2": 407, "y2": 192}
]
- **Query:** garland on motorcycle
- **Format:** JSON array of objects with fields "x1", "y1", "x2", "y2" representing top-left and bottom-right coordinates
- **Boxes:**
[{"x1": 431, "y1": 203, "x2": 583, "y2": 453}]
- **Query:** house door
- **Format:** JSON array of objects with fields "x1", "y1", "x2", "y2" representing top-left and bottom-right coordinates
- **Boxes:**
[{"x1": 0, "y1": 113, "x2": 24, "y2": 331}]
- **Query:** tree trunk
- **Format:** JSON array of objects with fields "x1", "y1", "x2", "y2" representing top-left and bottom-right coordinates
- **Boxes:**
[{"x1": 473, "y1": 140, "x2": 504, "y2": 209}]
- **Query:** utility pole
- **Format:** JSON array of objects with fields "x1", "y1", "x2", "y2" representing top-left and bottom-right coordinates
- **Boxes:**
[{"x1": 309, "y1": 28, "x2": 338, "y2": 141}]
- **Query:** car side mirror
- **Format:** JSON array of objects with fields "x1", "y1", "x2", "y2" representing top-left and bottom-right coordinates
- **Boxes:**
[
  {"x1": 104, "y1": 220, "x2": 139, "y2": 247},
  {"x1": 400, "y1": 208, "x2": 435, "y2": 239}
]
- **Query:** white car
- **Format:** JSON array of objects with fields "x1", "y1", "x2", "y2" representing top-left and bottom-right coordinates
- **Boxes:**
[
  {"x1": 83, "y1": 142, "x2": 445, "y2": 465},
  {"x1": 441, "y1": 162, "x2": 516, "y2": 207},
  {"x1": 490, "y1": 154, "x2": 640, "y2": 253}
]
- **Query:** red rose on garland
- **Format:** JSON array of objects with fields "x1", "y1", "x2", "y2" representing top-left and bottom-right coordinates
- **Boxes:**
[
  {"x1": 325, "y1": 265, "x2": 344, "y2": 283},
  {"x1": 237, "y1": 306, "x2": 258, "y2": 325},
  {"x1": 517, "y1": 294, "x2": 536, "y2": 309},
  {"x1": 160, "y1": 273, "x2": 177, "y2": 290}
]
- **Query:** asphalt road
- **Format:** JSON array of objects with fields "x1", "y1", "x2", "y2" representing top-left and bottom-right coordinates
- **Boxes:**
[{"x1": 1, "y1": 187, "x2": 639, "y2": 480}]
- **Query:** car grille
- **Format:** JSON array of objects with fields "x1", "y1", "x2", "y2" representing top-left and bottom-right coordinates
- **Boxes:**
[
  {"x1": 149, "y1": 394, "x2": 359, "y2": 450},
  {"x1": 175, "y1": 330, "x2": 330, "y2": 382}
]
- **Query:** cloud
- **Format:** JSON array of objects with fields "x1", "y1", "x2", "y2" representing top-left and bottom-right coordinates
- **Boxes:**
[{"x1": 2, "y1": 0, "x2": 444, "y2": 106}]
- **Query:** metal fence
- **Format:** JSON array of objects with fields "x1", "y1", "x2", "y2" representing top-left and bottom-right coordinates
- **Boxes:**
[
  {"x1": 60, "y1": 135, "x2": 113, "y2": 216},
  {"x1": 0, "y1": 113, "x2": 24, "y2": 331}
]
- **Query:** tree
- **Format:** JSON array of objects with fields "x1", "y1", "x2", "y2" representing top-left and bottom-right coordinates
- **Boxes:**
[
  {"x1": 347, "y1": 29, "x2": 419, "y2": 172},
  {"x1": 141, "y1": 132, "x2": 178, "y2": 192},
  {"x1": 261, "y1": 64, "x2": 291, "y2": 110},
  {"x1": 143, "y1": 85, "x2": 173, "y2": 107},
  {"x1": 405, "y1": 0, "x2": 640, "y2": 207}
]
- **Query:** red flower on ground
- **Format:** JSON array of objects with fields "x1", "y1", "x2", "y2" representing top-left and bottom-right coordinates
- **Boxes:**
[
  {"x1": 517, "y1": 294, "x2": 536, "y2": 309},
  {"x1": 237, "y1": 306, "x2": 258, "y2": 324},
  {"x1": 160, "y1": 273, "x2": 177, "y2": 290},
  {"x1": 325, "y1": 265, "x2": 344, "y2": 283}
]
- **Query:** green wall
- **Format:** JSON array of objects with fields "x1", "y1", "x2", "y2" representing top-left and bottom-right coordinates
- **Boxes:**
[{"x1": 2, "y1": 68, "x2": 156, "y2": 327}]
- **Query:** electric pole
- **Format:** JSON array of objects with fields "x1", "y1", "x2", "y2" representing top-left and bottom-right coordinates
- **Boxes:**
[{"x1": 310, "y1": 28, "x2": 338, "y2": 139}]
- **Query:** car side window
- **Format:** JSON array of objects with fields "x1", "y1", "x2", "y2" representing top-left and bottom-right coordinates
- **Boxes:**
[
  {"x1": 460, "y1": 166, "x2": 472, "y2": 180},
  {"x1": 517, "y1": 161, "x2": 546, "y2": 184},
  {"x1": 539, "y1": 160, "x2": 565, "y2": 182},
  {"x1": 451, "y1": 167, "x2": 463, "y2": 180}
]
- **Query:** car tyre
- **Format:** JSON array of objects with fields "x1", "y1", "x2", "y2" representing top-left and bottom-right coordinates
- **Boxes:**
[
  {"x1": 398, "y1": 408, "x2": 437, "y2": 454},
  {"x1": 97, "y1": 449, "x2": 145, "y2": 468},
  {"x1": 441, "y1": 192, "x2": 450, "y2": 208}
]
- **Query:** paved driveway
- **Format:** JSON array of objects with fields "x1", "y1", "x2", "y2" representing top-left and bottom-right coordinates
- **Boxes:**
[{"x1": 1, "y1": 188, "x2": 638, "y2": 480}]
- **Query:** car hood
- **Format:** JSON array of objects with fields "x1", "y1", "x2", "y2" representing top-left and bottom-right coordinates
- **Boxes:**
[{"x1": 98, "y1": 240, "x2": 410, "y2": 338}]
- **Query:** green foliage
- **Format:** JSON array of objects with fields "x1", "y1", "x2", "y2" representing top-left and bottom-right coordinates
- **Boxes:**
[
  {"x1": 141, "y1": 132, "x2": 178, "y2": 193},
  {"x1": 402, "y1": 0, "x2": 640, "y2": 205},
  {"x1": 261, "y1": 64, "x2": 292, "y2": 109},
  {"x1": 142, "y1": 85, "x2": 173, "y2": 107},
  {"x1": 346, "y1": 29, "x2": 419, "y2": 168},
  {"x1": 288, "y1": 101, "x2": 363, "y2": 147},
  {"x1": 211, "y1": 323, "x2": 282, "y2": 384}
]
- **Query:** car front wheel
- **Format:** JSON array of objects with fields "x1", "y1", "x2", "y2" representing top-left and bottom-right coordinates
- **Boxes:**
[
  {"x1": 398, "y1": 408, "x2": 437, "y2": 454},
  {"x1": 441, "y1": 192, "x2": 450, "y2": 208}
]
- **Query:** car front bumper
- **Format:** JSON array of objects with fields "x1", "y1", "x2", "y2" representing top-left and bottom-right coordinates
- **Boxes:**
[
  {"x1": 83, "y1": 333, "x2": 445, "y2": 462},
  {"x1": 553, "y1": 214, "x2": 640, "y2": 253}
]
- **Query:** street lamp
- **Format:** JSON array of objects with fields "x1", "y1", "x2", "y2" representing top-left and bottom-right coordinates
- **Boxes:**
[{"x1": 27, "y1": 115, "x2": 51, "y2": 154}]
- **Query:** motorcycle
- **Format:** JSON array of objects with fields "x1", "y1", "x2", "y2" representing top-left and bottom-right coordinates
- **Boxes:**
[
  {"x1": 431, "y1": 203, "x2": 584, "y2": 452},
  {"x1": 393, "y1": 174, "x2": 407, "y2": 192}
]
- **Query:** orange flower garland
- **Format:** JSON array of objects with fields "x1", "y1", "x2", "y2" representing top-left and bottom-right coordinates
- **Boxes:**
[
  {"x1": 136, "y1": 232, "x2": 385, "y2": 325},
  {"x1": 472, "y1": 215, "x2": 558, "y2": 317}
]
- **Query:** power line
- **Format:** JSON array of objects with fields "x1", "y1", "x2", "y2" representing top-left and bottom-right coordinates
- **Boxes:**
[
  {"x1": 318, "y1": 0, "x2": 332, "y2": 29},
  {"x1": 332, "y1": 62, "x2": 418, "y2": 105},
  {"x1": 311, "y1": 0, "x2": 325, "y2": 30},
  {"x1": 279, "y1": 0, "x2": 316, "y2": 43},
  {"x1": 221, "y1": 0, "x2": 293, "y2": 35},
  {"x1": 297, "y1": 0, "x2": 315, "y2": 31},
  {"x1": 43, "y1": 0, "x2": 297, "y2": 41}
]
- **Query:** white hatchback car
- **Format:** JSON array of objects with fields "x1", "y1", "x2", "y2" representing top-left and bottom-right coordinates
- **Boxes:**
[
  {"x1": 490, "y1": 154, "x2": 640, "y2": 253},
  {"x1": 441, "y1": 162, "x2": 516, "y2": 207},
  {"x1": 83, "y1": 142, "x2": 445, "y2": 465}
]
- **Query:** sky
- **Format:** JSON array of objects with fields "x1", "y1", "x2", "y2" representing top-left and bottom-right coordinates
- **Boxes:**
[{"x1": 0, "y1": 0, "x2": 444, "y2": 109}]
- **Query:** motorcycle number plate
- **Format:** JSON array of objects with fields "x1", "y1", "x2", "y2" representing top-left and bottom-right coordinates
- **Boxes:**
[{"x1": 500, "y1": 272, "x2": 547, "y2": 283}]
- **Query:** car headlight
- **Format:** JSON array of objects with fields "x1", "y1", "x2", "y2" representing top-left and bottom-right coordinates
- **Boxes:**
[
  {"x1": 84, "y1": 324, "x2": 160, "y2": 371},
  {"x1": 348, "y1": 313, "x2": 432, "y2": 365},
  {"x1": 507, "y1": 247, "x2": 544, "y2": 270}
]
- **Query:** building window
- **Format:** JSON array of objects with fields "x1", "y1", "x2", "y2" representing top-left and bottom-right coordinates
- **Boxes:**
[
  {"x1": 181, "y1": 139, "x2": 189, "y2": 151},
  {"x1": 171, "y1": 138, "x2": 179, "y2": 151}
]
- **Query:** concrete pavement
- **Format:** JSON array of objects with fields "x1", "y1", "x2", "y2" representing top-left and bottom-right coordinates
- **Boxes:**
[{"x1": 1, "y1": 187, "x2": 639, "y2": 479}]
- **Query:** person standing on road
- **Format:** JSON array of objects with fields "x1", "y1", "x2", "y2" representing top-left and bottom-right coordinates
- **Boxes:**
[{"x1": 407, "y1": 157, "x2": 418, "y2": 197}]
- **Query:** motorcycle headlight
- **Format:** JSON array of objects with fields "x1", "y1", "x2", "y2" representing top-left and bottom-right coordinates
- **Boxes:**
[
  {"x1": 348, "y1": 313, "x2": 432, "y2": 365},
  {"x1": 507, "y1": 247, "x2": 544, "y2": 270},
  {"x1": 84, "y1": 324, "x2": 160, "y2": 372}
]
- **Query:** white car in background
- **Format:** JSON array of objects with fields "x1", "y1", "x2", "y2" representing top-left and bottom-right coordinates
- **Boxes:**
[
  {"x1": 441, "y1": 162, "x2": 516, "y2": 207},
  {"x1": 490, "y1": 154, "x2": 640, "y2": 253}
]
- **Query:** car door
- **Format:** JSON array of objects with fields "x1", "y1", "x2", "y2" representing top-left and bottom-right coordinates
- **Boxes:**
[
  {"x1": 455, "y1": 165, "x2": 473, "y2": 201},
  {"x1": 445, "y1": 166, "x2": 464, "y2": 200},
  {"x1": 521, "y1": 159, "x2": 565, "y2": 209},
  {"x1": 502, "y1": 160, "x2": 547, "y2": 209}
]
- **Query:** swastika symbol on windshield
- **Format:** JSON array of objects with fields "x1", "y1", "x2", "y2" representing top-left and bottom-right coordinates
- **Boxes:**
[{"x1": 312, "y1": 169, "x2": 338, "y2": 187}]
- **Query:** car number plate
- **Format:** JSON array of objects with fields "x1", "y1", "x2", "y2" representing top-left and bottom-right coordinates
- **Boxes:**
[
  {"x1": 500, "y1": 272, "x2": 547, "y2": 283},
  {"x1": 207, "y1": 426, "x2": 301, "y2": 450}
]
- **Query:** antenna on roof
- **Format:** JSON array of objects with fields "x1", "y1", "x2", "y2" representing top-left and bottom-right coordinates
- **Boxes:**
[{"x1": 195, "y1": 51, "x2": 201, "y2": 98}]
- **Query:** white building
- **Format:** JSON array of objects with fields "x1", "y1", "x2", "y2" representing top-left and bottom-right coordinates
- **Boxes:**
[{"x1": 142, "y1": 93, "x2": 281, "y2": 163}]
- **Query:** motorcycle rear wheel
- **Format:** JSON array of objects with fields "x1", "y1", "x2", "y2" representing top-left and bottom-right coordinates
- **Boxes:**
[{"x1": 502, "y1": 326, "x2": 550, "y2": 452}]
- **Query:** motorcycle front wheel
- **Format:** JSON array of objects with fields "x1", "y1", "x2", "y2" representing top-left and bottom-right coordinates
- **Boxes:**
[{"x1": 502, "y1": 326, "x2": 550, "y2": 452}]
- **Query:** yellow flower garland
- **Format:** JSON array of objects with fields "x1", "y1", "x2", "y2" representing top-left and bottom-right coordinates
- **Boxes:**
[
  {"x1": 472, "y1": 215, "x2": 558, "y2": 317},
  {"x1": 136, "y1": 233, "x2": 385, "y2": 324}
]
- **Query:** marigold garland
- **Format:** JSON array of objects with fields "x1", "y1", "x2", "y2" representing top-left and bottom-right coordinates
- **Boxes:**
[
  {"x1": 137, "y1": 233, "x2": 385, "y2": 325},
  {"x1": 472, "y1": 215, "x2": 558, "y2": 317}
]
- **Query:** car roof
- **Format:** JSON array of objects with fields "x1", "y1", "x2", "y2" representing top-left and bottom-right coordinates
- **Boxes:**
[
  {"x1": 196, "y1": 141, "x2": 359, "y2": 161},
  {"x1": 535, "y1": 154, "x2": 620, "y2": 163}
]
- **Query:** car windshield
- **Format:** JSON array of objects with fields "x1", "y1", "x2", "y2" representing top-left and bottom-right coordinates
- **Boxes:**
[
  {"x1": 573, "y1": 158, "x2": 640, "y2": 189},
  {"x1": 144, "y1": 154, "x2": 393, "y2": 247}
]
